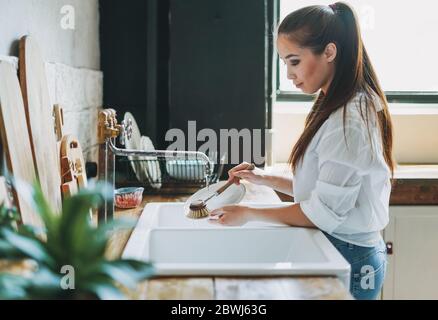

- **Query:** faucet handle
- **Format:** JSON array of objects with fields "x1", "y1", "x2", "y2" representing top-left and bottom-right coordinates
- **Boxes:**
[{"x1": 98, "y1": 109, "x2": 122, "y2": 144}]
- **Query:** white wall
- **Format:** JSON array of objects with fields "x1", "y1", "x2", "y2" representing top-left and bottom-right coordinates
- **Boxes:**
[
  {"x1": 45, "y1": 62, "x2": 102, "y2": 162},
  {"x1": 273, "y1": 102, "x2": 438, "y2": 164},
  {"x1": 0, "y1": 0, "x2": 100, "y2": 69},
  {"x1": 0, "y1": 0, "x2": 102, "y2": 162}
]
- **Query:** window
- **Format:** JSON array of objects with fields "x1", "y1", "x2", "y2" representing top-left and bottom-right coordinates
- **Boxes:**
[{"x1": 277, "y1": 0, "x2": 438, "y2": 103}]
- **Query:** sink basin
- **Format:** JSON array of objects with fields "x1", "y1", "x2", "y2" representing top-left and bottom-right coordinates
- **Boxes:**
[
  {"x1": 123, "y1": 202, "x2": 351, "y2": 288},
  {"x1": 135, "y1": 202, "x2": 291, "y2": 229}
]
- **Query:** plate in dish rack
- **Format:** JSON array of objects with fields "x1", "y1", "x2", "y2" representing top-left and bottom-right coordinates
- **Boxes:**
[
  {"x1": 123, "y1": 112, "x2": 148, "y2": 182},
  {"x1": 140, "y1": 136, "x2": 162, "y2": 189}
]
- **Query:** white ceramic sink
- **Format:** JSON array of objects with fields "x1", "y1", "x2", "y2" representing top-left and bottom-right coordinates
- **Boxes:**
[
  {"x1": 136, "y1": 202, "x2": 290, "y2": 229},
  {"x1": 123, "y1": 202, "x2": 351, "y2": 288}
]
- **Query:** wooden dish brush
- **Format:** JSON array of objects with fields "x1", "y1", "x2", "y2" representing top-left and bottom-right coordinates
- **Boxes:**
[{"x1": 186, "y1": 163, "x2": 255, "y2": 219}]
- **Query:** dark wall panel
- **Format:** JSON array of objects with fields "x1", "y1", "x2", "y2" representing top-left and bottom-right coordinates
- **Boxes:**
[
  {"x1": 100, "y1": 0, "x2": 148, "y2": 125},
  {"x1": 169, "y1": 0, "x2": 268, "y2": 167},
  {"x1": 100, "y1": 0, "x2": 169, "y2": 147},
  {"x1": 100, "y1": 0, "x2": 270, "y2": 173}
]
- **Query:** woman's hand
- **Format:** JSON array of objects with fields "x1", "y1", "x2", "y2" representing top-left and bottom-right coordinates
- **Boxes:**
[
  {"x1": 210, "y1": 204, "x2": 315, "y2": 228},
  {"x1": 209, "y1": 205, "x2": 253, "y2": 226},
  {"x1": 227, "y1": 162, "x2": 294, "y2": 196},
  {"x1": 227, "y1": 162, "x2": 267, "y2": 186}
]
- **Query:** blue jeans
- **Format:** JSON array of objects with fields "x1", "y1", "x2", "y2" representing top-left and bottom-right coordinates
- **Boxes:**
[{"x1": 323, "y1": 232, "x2": 387, "y2": 300}]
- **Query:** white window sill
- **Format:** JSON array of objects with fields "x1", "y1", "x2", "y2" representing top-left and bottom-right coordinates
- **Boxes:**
[{"x1": 271, "y1": 100, "x2": 438, "y2": 164}]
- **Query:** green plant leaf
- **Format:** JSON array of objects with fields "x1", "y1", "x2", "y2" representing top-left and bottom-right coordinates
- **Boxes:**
[
  {"x1": 25, "y1": 267, "x2": 63, "y2": 299},
  {"x1": 110, "y1": 259, "x2": 155, "y2": 281},
  {"x1": 0, "y1": 228, "x2": 54, "y2": 267},
  {"x1": 0, "y1": 273, "x2": 30, "y2": 299},
  {"x1": 92, "y1": 217, "x2": 137, "y2": 251},
  {"x1": 0, "y1": 237, "x2": 30, "y2": 259},
  {"x1": 58, "y1": 197, "x2": 93, "y2": 259},
  {"x1": 12, "y1": 179, "x2": 55, "y2": 232},
  {"x1": 83, "y1": 181, "x2": 114, "y2": 203},
  {"x1": 58, "y1": 182, "x2": 113, "y2": 259},
  {"x1": 16, "y1": 224, "x2": 42, "y2": 238},
  {"x1": 64, "y1": 181, "x2": 113, "y2": 210},
  {"x1": 98, "y1": 260, "x2": 154, "y2": 290},
  {"x1": 98, "y1": 263, "x2": 138, "y2": 289},
  {"x1": 87, "y1": 281, "x2": 127, "y2": 300},
  {"x1": 0, "y1": 203, "x2": 20, "y2": 230},
  {"x1": 0, "y1": 179, "x2": 154, "y2": 300}
]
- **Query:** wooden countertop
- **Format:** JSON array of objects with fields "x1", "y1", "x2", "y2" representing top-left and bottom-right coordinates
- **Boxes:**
[
  {"x1": 266, "y1": 164, "x2": 438, "y2": 205},
  {"x1": 107, "y1": 182, "x2": 352, "y2": 300}
]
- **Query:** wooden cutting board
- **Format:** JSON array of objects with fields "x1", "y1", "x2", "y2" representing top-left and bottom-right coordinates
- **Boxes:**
[
  {"x1": 0, "y1": 177, "x2": 11, "y2": 208},
  {"x1": 19, "y1": 36, "x2": 62, "y2": 213},
  {"x1": 0, "y1": 61, "x2": 41, "y2": 227}
]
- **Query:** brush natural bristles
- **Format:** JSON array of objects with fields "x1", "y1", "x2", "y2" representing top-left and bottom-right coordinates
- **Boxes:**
[
  {"x1": 186, "y1": 200, "x2": 210, "y2": 219},
  {"x1": 186, "y1": 163, "x2": 255, "y2": 220},
  {"x1": 187, "y1": 207, "x2": 210, "y2": 219}
]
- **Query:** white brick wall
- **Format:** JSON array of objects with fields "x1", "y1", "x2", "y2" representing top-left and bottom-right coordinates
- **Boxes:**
[{"x1": 45, "y1": 62, "x2": 102, "y2": 163}]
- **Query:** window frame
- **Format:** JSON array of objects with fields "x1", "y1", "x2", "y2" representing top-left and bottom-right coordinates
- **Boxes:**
[{"x1": 274, "y1": 1, "x2": 438, "y2": 105}]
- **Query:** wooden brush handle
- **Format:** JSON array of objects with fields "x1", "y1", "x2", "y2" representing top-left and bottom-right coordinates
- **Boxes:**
[{"x1": 215, "y1": 163, "x2": 255, "y2": 195}]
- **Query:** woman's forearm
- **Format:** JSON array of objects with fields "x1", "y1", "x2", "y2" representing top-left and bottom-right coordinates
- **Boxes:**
[
  {"x1": 249, "y1": 203, "x2": 316, "y2": 228},
  {"x1": 264, "y1": 174, "x2": 294, "y2": 196}
]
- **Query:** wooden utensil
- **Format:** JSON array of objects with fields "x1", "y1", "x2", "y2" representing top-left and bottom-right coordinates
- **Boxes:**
[
  {"x1": 19, "y1": 35, "x2": 62, "y2": 213},
  {"x1": 60, "y1": 134, "x2": 88, "y2": 198},
  {"x1": 53, "y1": 104, "x2": 88, "y2": 197},
  {"x1": 0, "y1": 61, "x2": 41, "y2": 227},
  {"x1": 54, "y1": 104, "x2": 90, "y2": 219},
  {"x1": 53, "y1": 104, "x2": 64, "y2": 143}
]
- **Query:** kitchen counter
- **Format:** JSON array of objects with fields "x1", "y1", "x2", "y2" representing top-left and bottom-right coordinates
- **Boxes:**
[
  {"x1": 108, "y1": 182, "x2": 352, "y2": 300},
  {"x1": 266, "y1": 164, "x2": 438, "y2": 205},
  {"x1": 389, "y1": 165, "x2": 438, "y2": 204}
]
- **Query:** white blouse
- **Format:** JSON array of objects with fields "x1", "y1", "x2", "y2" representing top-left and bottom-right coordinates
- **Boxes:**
[{"x1": 294, "y1": 91, "x2": 391, "y2": 247}]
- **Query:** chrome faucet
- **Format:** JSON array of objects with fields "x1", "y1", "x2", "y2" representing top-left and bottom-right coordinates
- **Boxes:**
[{"x1": 97, "y1": 109, "x2": 212, "y2": 224}]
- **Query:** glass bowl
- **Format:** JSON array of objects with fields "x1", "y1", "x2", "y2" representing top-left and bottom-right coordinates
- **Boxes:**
[{"x1": 114, "y1": 187, "x2": 144, "y2": 209}]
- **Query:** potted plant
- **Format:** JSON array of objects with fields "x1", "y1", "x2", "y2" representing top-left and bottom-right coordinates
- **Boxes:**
[{"x1": 0, "y1": 180, "x2": 154, "y2": 299}]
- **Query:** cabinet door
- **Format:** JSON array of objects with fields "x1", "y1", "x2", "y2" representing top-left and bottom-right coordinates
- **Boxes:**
[{"x1": 383, "y1": 206, "x2": 438, "y2": 299}]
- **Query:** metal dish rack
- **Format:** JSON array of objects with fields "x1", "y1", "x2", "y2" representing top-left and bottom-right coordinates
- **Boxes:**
[
  {"x1": 115, "y1": 151, "x2": 224, "y2": 194},
  {"x1": 97, "y1": 108, "x2": 224, "y2": 223}
]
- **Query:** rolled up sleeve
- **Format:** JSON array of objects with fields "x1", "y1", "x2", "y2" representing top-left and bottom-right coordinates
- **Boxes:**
[
  {"x1": 300, "y1": 125, "x2": 370, "y2": 234},
  {"x1": 300, "y1": 168, "x2": 362, "y2": 233}
]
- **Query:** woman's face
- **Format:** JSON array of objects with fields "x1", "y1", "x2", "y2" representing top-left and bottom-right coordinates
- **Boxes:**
[{"x1": 276, "y1": 34, "x2": 336, "y2": 95}]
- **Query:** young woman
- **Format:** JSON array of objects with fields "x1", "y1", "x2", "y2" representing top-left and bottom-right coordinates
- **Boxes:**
[{"x1": 209, "y1": 2, "x2": 394, "y2": 300}]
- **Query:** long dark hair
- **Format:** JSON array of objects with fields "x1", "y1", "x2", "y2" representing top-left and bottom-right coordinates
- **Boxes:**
[{"x1": 278, "y1": 2, "x2": 395, "y2": 177}]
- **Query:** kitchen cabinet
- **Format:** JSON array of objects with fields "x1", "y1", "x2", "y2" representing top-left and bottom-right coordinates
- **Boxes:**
[
  {"x1": 267, "y1": 164, "x2": 438, "y2": 299},
  {"x1": 382, "y1": 206, "x2": 438, "y2": 299}
]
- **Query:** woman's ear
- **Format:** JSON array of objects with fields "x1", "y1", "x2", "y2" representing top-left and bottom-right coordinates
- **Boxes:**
[{"x1": 324, "y1": 42, "x2": 337, "y2": 63}]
